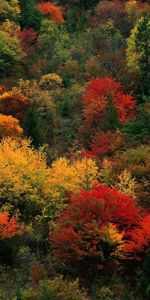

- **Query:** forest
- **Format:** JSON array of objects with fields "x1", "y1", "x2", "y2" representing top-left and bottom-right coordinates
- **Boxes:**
[{"x1": 0, "y1": 0, "x2": 150, "y2": 299}]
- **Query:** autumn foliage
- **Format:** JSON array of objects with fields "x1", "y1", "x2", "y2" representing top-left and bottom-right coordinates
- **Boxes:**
[
  {"x1": 90, "y1": 130, "x2": 123, "y2": 157},
  {"x1": 0, "y1": 212, "x2": 20, "y2": 240},
  {"x1": 81, "y1": 77, "x2": 136, "y2": 135},
  {"x1": 51, "y1": 185, "x2": 147, "y2": 264},
  {"x1": 0, "y1": 114, "x2": 23, "y2": 139},
  {"x1": 19, "y1": 28, "x2": 38, "y2": 50},
  {"x1": 0, "y1": 91, "x2": 29, "y2": 120},
  {"x1": 37, "y1": 2, "x2": 64, "y2": 24}
]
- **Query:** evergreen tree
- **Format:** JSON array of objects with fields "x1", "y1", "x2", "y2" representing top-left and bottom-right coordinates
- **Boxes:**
[{"x1": 127, "y1": 13, "x2": 150, "y2": 97}]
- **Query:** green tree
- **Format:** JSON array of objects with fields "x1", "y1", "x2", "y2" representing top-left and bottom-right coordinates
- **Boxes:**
[
  {"x1": 17, "y1": 79, "x2": 56, "y2": 146},
  {"x1": 19, "y1": 0, "x2": 43, "y2": 31},
  {"x1": 127, "y1": 13, "x2": 150, "y2": 96},
  {"x1": 0, "y1": 30, "x2": 24, "y2": 76},
  {"x1": 38, "y1": 20, "x2": 72, "y2": 69}
]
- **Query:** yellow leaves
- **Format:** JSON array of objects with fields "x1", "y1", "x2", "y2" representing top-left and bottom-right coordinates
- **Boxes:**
[
  {"x1": 0, "y1": 0, "x2": 20, "y2": 19},
  {"x1": 0, "y1": 138, "x2": 50, "y2": 212},
  {"x1": 11, "y1": 0, "x2": 21, "y2": 15},
  {"x1": 39, "y1": 73, "x2": 62, "y2": 89},
  {"x1": 127, "y1": 26, "x2": 140, "y2": 71},
  {"x1": 101, "y1": 223, "x2": 125, "y2": 258},
  {"x1": 0, "y1": 114, "x2": 23, "y2": 139},
  {"x1": 0, "y1": 19, "x2": 20, "y2": 36},
  {"x1": 0, "y1": 139, "x2": 98, "y2": 219},
  {"x1": 99, "y1": 158, "x2": 114, "y2": 185},
  {"x1": 116, "y1": 170, "x2": 136, "y2": 198},
  {"x1": 107, "y1": 224, "x2": 124, "y2": 245},
  {"x1": 46, "y1": 157, "x2": 98, "y2": 201}
]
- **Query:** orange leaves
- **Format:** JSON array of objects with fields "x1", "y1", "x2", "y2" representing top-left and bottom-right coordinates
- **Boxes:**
[
  {"x1": 0, "y1": 91, "x2": 29, "y2": 120},
  {"x1": 0, "y1": 212, "x2": 20, "y2": 240},
  {"x1": 37, "y1": 2, "x2": 64, "y2": 24},
  {"x1": 0, "y1": 114, "x2": 23, "y2": 139}
]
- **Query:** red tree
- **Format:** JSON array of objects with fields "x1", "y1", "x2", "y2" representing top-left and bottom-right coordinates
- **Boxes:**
[
  {"x1": 90, "y1": 130, "x2": 123, "y2": 157},
  {"x1": 19, "y1": 28, "x2": 38, "y2": 51},
  {"x1": 124, "y1": 215, "x2": 150, "y2": 255},
  {"x1": 50, "y1": 185, "x2": 142, "y2": 264},
  {"x1": 37, "y1": 2, "x2": 64, "y2": 24},
  {"x1": 0, "y1": 212, "x2": 20, "y2": 240},
  {"x1": 82, "y1": 77, "x2": 136, "y2": 130}
]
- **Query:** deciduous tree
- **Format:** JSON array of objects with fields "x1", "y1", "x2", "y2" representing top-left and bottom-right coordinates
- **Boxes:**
[
  {"x1": 0, "y1": 212, "x2": 20, "y2": 240},
  {"x1": 80, "y1": 77, "x2": 136, "y2": 139},
  {"x1": 37, "y1": 2, "x2": 64, "y2": 24},
  {"x1": 0, "y1": 114, "x2": 23, "y2": 139},
  {"x1": 50, "y1": 185, "x2": 141, "y2": 266}
]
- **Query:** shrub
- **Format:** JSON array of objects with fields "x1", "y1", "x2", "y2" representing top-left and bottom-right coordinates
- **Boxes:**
[
  {"x1": 113, "y1": 145, "x2": 150, "y2": 208},
  {"x1": 21, "y1": 276, "x2": 88, "y2": 300}
]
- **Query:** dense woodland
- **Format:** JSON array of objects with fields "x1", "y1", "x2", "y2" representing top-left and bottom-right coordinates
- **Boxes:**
[{"x1": 0, "y1": 0, "x2": 150, "y2": 299}]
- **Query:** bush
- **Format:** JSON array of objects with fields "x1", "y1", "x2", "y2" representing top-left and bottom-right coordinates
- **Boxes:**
[
  {"x1": 113, "y1": 145, "x2": 150, "y2": 208},
  {"x1": 21, "y1": 276, "x2": 88, "y2": 300}
]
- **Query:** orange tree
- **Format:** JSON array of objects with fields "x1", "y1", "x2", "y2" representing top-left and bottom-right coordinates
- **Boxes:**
[
  {"x1": 37, "y1": 2, "x2": 64, "y2": 24},
  {"x1": 0, "y1": 90, "x2": 29, "y2": 120},
  {"x1": 0, "y1": 211, "x2": 21, "y2": 264},
  {"x1": 0, "y1": 114, "x2": 23, "y2": 139}
]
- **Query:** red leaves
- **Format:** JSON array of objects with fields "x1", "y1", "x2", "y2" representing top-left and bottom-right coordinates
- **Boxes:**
[
  {"x1": 115, "y1": 93, "x2": 136, "y2": 123},
  {"x1": 51, "y1": 227, "x2": 84, "y2": 262},
  {"x1": 124, "y1": 215, "x2": 150, "y2": 254},
  {"x1": 81, "y1": 77, "x2": 136, "y2": 129},
  {"x1": 0, "y1": 212, "x2": 20, "y2": 240},
  {"x1": 19, "y1": 28, "x2": 38, "y2": 50},
  {"x1": 37, "y1": 2, "x2": 64, "y2": 24},
  {"x1": 90, "y1": 130, "x2": 123, "y2": 157},
  {"x1": 50, "y1": 185, "x2": 141, "y2": 263}
]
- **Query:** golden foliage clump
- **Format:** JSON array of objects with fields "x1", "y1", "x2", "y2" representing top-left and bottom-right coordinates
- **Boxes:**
[
  {"x1": 116, "y1": 169, "x2": 136, "y2": 199},
  {"x1": 0, "y1": 138, "x2": 50, "y2": 218},
  {"x1": 103, "y1": 223, "x2": 125, "y2": 256},
  {"x1": 0, "y1": 138, "x2": 99, "y2": 221},
  {"x1": 39, "y1": 73, "x2": 62, "y2": 90},
  {"x1": 46, "y1": 157, "x2": 99, "y2": 203},
  {"x1": 0, "y1": 0, "x2": 20, "y2": 19},
  {"x1": 0, "y1": 19, "x2": 20, "y2": 36}
]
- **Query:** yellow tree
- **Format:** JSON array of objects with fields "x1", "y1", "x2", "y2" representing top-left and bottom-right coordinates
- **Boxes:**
[{"x1": 45, "y1": 157, "x2": 99, "y2": 219}]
